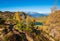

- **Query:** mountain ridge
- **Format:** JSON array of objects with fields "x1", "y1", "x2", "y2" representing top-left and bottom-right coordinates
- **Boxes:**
[{"x1": 26, "y1": 12, "x2": 49, "y2": 18}]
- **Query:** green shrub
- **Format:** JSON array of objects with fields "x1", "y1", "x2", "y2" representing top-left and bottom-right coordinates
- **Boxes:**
[{"x1": 0, "y1": 18, "x2": 5, "y2": 24}]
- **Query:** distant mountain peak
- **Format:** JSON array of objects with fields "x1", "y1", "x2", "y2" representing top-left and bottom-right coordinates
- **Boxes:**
[{"x1": 26, "y1": 12, "x2": 49, "y2": 18}]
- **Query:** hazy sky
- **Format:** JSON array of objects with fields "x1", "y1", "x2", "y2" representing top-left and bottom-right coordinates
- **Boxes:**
[{"x1": 0, "y1": 0, "x2": 60, "y2": 13}]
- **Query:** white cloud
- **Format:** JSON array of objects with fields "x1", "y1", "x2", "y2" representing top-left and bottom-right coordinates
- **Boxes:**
[{"x1": 0, "y1": 6, "x2": 51, "y2": 14}]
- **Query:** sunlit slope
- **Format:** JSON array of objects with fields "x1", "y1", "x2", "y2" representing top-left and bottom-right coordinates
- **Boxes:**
[
  {"x1": 46, "y1": 10, "x2": 60, "y2": 40},
  {"x1": 0, "y1": 11, "x2": 57, "y2": 41}
]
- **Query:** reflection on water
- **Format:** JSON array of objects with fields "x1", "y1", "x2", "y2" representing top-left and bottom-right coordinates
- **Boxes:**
[{"x1": 35, "y1": 22, "x2": 43, "y2": 25}]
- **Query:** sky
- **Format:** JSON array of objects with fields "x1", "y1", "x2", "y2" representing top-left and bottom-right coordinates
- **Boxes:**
[{"x1": 0, "y1": 0, "x2": 60, "y2": 13}]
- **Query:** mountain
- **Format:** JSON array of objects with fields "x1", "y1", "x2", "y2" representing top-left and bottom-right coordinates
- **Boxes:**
[{"x1": 26, "y1": 12, "x2": 49, "y2": 18}]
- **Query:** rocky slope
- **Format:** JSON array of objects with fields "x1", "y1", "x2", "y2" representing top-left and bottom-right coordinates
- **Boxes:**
[
  {"x1": 0, "y1": 11, "x2": 56, "y2": 41},
  {"x1": 46, "y1": 10, "x2": 60, "y2": 41}
]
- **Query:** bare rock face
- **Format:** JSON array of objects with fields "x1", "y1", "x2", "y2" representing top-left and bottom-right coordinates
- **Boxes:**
[{"x1": 46, "y1": 10, "x2": 60, "y2": 40}]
